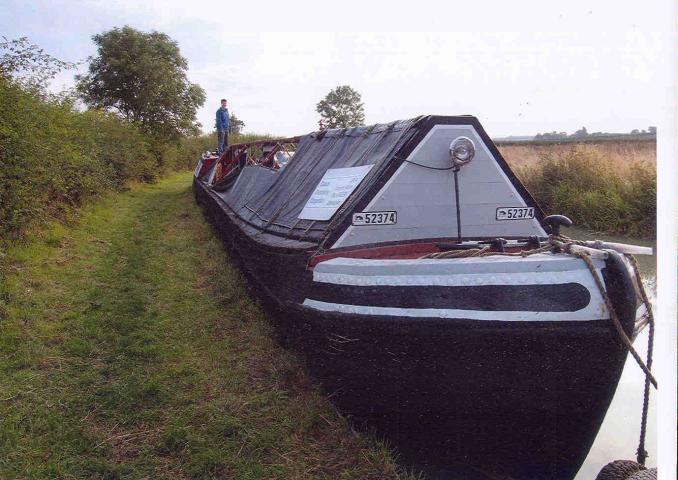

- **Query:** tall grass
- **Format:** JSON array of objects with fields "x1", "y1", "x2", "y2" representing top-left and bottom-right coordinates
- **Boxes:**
[
  {"x1": 498, "y1": 139, "x2": 656, "y2": 169},
  {"x1": 511, "y1": 145, "x2": 656, "y2": 238}
]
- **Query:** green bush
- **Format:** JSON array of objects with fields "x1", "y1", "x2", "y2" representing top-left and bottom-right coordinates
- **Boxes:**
[
  {"x1": 160, "y1": 135, "x2": 212, "y2": 172},
  {"x1": 0, "y1": 77, "x2": 200, "y2": 242},
  {"x1": 73, "y1": 109, "x2": 157, "y2": 185},
  {"x1": 516, "y1": 146, "x2": 656, "y2": 238}
]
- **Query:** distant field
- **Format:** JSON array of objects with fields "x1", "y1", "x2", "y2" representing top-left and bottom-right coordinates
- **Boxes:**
[
  {"x1": 497, "y1": 138, "x2": 656, "y2": 169},
  {"x1": 495, "y1": 138, "x2": 656, "y2": 238}
]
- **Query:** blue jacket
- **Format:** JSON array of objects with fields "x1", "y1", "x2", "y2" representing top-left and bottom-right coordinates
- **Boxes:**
[{"x1": 216, "y1": 107, "x2": 230, "y2": 131}]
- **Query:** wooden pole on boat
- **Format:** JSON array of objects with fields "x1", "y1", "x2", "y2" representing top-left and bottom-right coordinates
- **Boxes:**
[{"x1": 453, "y1": 166, "x2": 462, "y2": 243}]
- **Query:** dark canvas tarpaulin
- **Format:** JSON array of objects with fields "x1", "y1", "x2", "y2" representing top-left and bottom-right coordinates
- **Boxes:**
[
  {"x1": 197, "y1": 114, "x2": 545, "y2": 249},
  {"x1": 216, "y1": 117, "x2": 422, "y2": 243}
]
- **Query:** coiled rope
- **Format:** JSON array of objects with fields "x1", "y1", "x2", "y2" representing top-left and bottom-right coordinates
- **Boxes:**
[
  {"x1": 422, "y1": 244, "x2": 553, "y2": 259},
  {"x1": 595, "y1": 460, "x2": 656, "y2": 480}
]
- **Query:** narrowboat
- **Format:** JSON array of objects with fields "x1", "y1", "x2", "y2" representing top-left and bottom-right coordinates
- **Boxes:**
[{"x1": 193, "y1": 115, "x2": 651, "y2": 479}]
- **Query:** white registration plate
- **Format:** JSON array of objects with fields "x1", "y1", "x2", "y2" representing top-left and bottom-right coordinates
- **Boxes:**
[
  {"x1": 352, "y1": 211, "x2": 397, "y2": 226},
  {"x1": 496, "y1": 207, "x2": 535, "y2": 221}
]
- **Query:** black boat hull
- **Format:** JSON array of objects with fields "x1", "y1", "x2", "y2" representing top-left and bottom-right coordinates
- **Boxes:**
[
  {"x1": 279, "y1": 305, "x2": 629, "y2": 480},
  {"x1": 194, "y1": 178, "x2": 634, "y2": 480}
]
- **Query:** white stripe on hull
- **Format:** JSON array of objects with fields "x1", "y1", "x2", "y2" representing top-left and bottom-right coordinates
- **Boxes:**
[
  {"x1": 306, "y1": 254, "x2": 610, "y2": 321},
  {"x1": 302, "y1": 298, "x2": 608, "y2": 322},
  {"x1": 313, "y1": 269, "x2": 603, "y2": 288}
]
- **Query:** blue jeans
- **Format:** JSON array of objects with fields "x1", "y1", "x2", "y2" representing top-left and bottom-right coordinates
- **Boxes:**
[{"x1": 217, "y1": 130, "x2": 228, "y2": 154}]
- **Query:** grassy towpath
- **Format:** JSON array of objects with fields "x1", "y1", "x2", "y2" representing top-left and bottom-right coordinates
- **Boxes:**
[{"x1": 0, "y1": 172, "x2": 414, "y2": 479}]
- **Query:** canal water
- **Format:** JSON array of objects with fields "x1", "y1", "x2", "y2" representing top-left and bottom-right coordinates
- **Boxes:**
[{"x1": 563, "y1": 228, "x2": 657, "y2": 480}]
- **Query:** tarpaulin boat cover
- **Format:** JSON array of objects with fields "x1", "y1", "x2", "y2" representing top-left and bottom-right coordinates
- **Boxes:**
[
  {"x1": 209, "y1": 116, "x2": 425, "y2": 245},
  {"x1": 198, "y1": 114, "x2": 543, "y2": 249}
]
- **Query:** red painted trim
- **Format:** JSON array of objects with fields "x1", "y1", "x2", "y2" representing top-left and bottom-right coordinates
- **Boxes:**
[
  {"x1": 211, "y1": 137, "x2": 301, "y2": 182},
  {"x1": 308, "y1": 242, "x2": 529, "y2": 268},
  {"x1": 309, "y1": 242, "x2": 441, "y2": 267},
  {"x1": 198, "y1": 157, "x2": 217, "y2": 178}
]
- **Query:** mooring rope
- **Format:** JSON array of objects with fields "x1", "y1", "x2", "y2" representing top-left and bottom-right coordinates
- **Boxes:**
[
  {"x1": 573, "y1": 251, "x2": 657, "y2": 390},
  {"x1": 436, "y1": 244, "x2": 661, "y2": 475},
  {"x1": 424, "y1": 236, "x2": 657, "y2": 467},
  {"x1": 422, "y1": 244, "x2": 553, "y2": 259},
  {"x1": 428, "y1": 237, "x2": 659, "y2": 389},
  {"x1": 626, "y1": 254, "x2": 655, "y2": 465}
]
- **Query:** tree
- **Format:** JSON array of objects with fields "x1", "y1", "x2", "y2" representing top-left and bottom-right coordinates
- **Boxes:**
[
  {"x1": 229, "y1": 114, "x2": 245, "y2": 135},
  {"x1": 316, "y1": 85, "x2": 365, "y2": 129},
  {"x1": 534, "y1": 131, "x2": 567, "y2": 140},
  {"x1": 572, "y1": 126, "x2": 588, "y2": 137},
  {"x1": 76, "y1": 26, "x2": 205, "y2": 140},
  {"x1": 0, "y1": 36, "x2": 76, "y2": 90}
]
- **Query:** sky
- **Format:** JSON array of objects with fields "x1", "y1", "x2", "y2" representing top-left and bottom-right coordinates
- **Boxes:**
[{"x1": 2, "y1": 1, "x2": 675, "y2": 138}]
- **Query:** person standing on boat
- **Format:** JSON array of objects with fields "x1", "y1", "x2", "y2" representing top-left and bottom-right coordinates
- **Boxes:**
[{"x1": 216, "y1": 99, "x2": 230, "y2": 154}]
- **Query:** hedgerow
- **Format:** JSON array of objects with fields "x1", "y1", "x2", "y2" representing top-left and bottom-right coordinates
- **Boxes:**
[{"x1": 0, "y1": 76, "x2": 216, "y2": 242}]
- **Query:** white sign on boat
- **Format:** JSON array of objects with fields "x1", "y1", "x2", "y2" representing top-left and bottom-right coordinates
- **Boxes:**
[{"x1": 299, "y1": 165, "x2": 374, "y2": 221}]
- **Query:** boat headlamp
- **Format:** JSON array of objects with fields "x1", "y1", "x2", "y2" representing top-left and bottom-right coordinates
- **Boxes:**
[{"x1": 450, "y1": 137, "x2": 476, "y2": 167}]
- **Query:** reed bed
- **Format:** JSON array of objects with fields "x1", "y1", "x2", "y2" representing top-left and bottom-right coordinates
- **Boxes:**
[{"x1": 499, "y1": 141, "x2": 656, "y2": 238}]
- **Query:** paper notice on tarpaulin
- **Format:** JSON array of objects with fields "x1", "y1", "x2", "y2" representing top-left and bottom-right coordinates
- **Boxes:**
[{"x1": 298, "y1": 165, "x2": 374, "y2": 221}]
